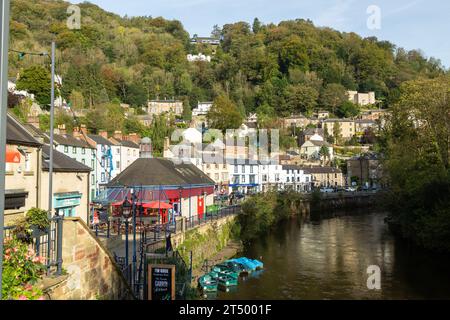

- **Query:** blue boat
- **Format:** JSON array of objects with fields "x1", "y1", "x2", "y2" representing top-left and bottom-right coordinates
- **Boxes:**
[
  {"x1": 251, "y1": 259, "x2": 264, "y2": 270},
  {"x1": 228, "y1": 258, "x2": 257, "y2": 272}
]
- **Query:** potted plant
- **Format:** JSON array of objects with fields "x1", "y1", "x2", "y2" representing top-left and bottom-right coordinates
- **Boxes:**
[{"x1": 12, "y1": 208, "x2": 50, "y2": 243}]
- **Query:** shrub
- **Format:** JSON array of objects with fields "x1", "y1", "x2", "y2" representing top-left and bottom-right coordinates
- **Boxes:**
[{"x1": 2, "y1": 237, "x2": 46, "y2": 300}]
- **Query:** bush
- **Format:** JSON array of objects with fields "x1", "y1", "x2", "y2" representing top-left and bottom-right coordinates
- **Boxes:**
[
  {"x1": 12, "y1": 208, "x2": 50, "y2": 244},
  {"x1": 2, "y1": 237, "x2": 46, "y2": 300}
]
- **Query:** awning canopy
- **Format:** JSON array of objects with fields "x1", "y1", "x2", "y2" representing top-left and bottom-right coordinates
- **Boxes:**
[{"x1": 142, "y1": 201, "x2": 173, "y2": 209}]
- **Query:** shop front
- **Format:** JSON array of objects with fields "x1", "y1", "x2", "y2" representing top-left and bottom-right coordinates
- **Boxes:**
[{"x1": 54, "y1": 192, "x2": 82, "y2": 217}]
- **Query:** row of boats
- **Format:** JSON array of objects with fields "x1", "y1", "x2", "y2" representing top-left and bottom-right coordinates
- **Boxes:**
[{"x1": 198, "y1": 257, "x2": 264, "y2": 293}]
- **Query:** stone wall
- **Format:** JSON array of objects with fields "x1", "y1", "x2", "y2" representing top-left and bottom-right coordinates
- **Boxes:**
[
  {"x1": 174, "y1": 215, "x2": 239, "y2": 269},
  {"x1": 43, "y1": 218, "x2": 135, "y2": 300}
]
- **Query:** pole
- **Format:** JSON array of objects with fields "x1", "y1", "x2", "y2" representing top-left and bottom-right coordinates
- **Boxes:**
[
  {"x1": 125, "y1": 218, "x2": 129, "y2": 267},
  {"x1": 46, "y1": 41, "x2": 55, "y2": 273},
  {"x1": 0, "y1": 0, "x2": 11, "y2": 300},
  {"x1": 132, "y1": 189, "x2": 136, "y2": 293}
]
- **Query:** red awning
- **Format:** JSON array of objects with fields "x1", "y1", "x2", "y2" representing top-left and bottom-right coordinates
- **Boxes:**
[
  {"x1": 111, "y1": 201, "x2": 124, "y2": 207},
  {"x1": 6, "y1": 150, "x2": 20, "y2": 163},
  {"x1": 142, "y1": 201, "x2": 173, "y2": 209}
]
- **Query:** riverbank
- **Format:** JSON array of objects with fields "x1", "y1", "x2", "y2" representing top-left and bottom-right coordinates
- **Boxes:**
[{"x1": 190, "y1": 240, "x2": 243, "y2": 286}]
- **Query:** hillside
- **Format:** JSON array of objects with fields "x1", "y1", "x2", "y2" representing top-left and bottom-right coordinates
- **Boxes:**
[{"x1": 8, "y1": 0, "x2": 447, "y2": 121}]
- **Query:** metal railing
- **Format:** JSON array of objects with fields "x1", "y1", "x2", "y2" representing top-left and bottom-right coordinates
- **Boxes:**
[
  {"x1": 185, "y1": 205, "x2": 240, "y2": 230},
  {"x1": 2, "y1": 216, "x2": 64, "y2": 275}
]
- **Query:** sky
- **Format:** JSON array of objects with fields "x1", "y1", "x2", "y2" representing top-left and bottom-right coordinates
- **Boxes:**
[{"x1": 76, "y1": 0, "x2": 450, "y2": 68}]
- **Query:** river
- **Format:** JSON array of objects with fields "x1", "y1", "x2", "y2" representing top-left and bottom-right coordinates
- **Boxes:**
[{"x1": 213, "y1": 210, "x2": 450, "y2": 300}]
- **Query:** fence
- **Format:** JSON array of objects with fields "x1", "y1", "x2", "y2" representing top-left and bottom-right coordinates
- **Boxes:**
[
  {"x1": 185, "y1": 205, "x2": 240, "y2": 230},
  {"x1": 2, "y1": 216, "x2": 64, "y2": 275}
]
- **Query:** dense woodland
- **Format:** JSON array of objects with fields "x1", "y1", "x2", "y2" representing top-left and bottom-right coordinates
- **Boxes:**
[{"x1": 9, "y1": 0, "x2": 447, "y2": 130}]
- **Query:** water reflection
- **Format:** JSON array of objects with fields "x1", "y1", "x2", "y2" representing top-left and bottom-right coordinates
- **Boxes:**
[{"x1": 215, "y1": 211, "x2": 450, "y2": 300}]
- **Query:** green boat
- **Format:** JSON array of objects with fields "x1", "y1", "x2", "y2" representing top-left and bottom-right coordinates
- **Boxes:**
[
  {"x1": 217, "y1": 274, "x2": 239, "y2": 289},
  {"x1": 198, "y1": 274, "x2": 218, "y2": 292},
  {"x1": 225, "y1": 261, "x2": 249, "y2": 276}
]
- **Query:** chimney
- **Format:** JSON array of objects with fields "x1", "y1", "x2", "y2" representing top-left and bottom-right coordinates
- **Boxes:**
[
  {"x1": 113, "y1": 130, "x2": 123, "y2": 141},
  {"x1": 127, "y1": 133, "x2": 141, "y2": 145},
  {"x1": 26, "y1": 116, "x2": 39, "y2": 129},
  {"x1": 58, "y1": 124, "x2": 67, "y2": 135},
  {"x1": 164, "y1": 137, "x2": 170, "y2": 152},
  {"x1": 72, "y1": 127, "x2": 82, "y2": 139},
  {"x1": 99, "y1": 130, "x2": 108, "y2": 139},
  {"x1": 80, "y1": 124, "x2": 87, "y2": 135}
]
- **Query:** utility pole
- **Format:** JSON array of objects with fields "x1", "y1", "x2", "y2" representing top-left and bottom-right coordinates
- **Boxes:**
[{"x1": 0, "y1": 0, "x2": 10, "y2": 300}]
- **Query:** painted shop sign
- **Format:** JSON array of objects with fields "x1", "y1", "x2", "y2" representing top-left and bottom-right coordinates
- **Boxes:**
[{"x1": 148, "y1": 264, "x2": 176, "y2": 300}]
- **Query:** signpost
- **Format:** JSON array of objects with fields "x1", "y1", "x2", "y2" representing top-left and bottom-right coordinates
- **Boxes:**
[{"x1": 147, "y1": 264, "x2": 176, "y2": 300}]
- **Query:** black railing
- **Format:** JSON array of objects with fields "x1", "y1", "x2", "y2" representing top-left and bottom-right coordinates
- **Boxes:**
[
  {"x1": 185, "y1": 205, "x2": 240, "y2": 230},
  {"x1": 2, "y1": 216, "x2": 64, "y2": 275}
]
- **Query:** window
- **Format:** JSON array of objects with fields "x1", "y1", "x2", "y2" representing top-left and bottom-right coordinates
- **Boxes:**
[
  {"x1": 101, "y1": 173, "x2": 105, "y2": 183},
  {"x1": 287, "y1": 177, "x2": 290, "y2": 183},
  {"x1": 72, "y1": 146, "x2": 77, "y2": 154},
  {"x1": 241, "y1": 166, "x2": 245, "y2": 174},
  {"x1": 262, "y1": 175, "x2": 267, "y2": 182},
  {"x1": 91, "y1": 174, "x2": 95, "y2": 185},
  {"x1": 101, "y1": 158, "x2": 105, "y2": 167},
  {"x1": 24, "y1": 153, "x2": 31, "y2": 172},
  {"x1": 241, "y1": 175, "x2": 246, "y2": 183},
  {"x1": 81, "y1": 159, "x2": 85, "y2": 165},
  {"x1": 133, "y1": 150, "x2": 137, "y2": 156},
  {"x1": 116, "y1": 161, "x2": 120, "y2": 168},
  {"x1": 64, "y1": 146, "x2": 68, "y2": 153},
  {"x1": 82, "y1": 148, "x2": 86, "y2": 155},
  {"x1": 92, "y1": 149, "x2": 95, "y2": 155},
  {"x1": 222, "y1": 173, "x2": 228, "y2": 181},
  {"x1": 116, "y1": 148, "x2": 120, "y2": 155},
  {"x1": 127, "y1": 149, "x2": 131, "y2": 156},
  {"x1": 215, "y1": 164, "x2": 219, "y2": 169},
  {"x1": 215, "y1": 173, "x2": 219, "y2": 181},
  {"x1": 234, "y1": 166, "x2": 238, "y2": 174},
  {"x1": 250, "y1": 166, "x2": 254, "y2": 174},
  {"x1": 91, "y1": 160, "x2": 95, "y2": 169},
  {"x1": 233, "y1": 176, "x2": 240, "y2": 184}
]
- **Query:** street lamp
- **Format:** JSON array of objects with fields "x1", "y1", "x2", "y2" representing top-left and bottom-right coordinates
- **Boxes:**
[
  {"x1": 178, "y1": 186, "x2": 183, "y2": 219},
  {"x1": 121, "y1": 198, "x2": 132, "y2": 267}
]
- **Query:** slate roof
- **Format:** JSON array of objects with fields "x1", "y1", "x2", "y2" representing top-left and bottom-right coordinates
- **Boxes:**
[
  {"x1": 301, "y1": 166, "x2": 342, "y2": 174},
  {"x1": 6, "y1": 114, "x2": 42, "y2": 147},
  {"x1": 41, "y1": 145, "x2": 92, "y2": 173},
  {"x1": 87, "y1": 134, "x2": 114, "y2": 146},
  {"x1": 117, "y1": 140, "x2": 140, "y2": 148},
  {"x1": 107, "y1": 158, "x2": 215, "y2": 187},
  {"x1": 52, "y1": 133, "x2": 92, "y2": 149}
]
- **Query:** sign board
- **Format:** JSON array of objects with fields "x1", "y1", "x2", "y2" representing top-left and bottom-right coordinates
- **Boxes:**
[
  {"x1": 6, "y1": 150, "x2": 20, "y2": 163},
  {"x1": 148, "y1": 264, "x2": 176, "y2": 300}
]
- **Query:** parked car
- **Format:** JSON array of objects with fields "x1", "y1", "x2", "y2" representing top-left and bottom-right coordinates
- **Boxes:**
[
  {"x1": 320, "y1": 187, "x2": 335, "y2": 193},
  {"x1": 345, "y1": 186, "x2": 357, "y2": 192}
]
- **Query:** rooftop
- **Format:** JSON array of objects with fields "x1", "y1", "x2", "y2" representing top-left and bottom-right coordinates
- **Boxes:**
[
  {"x1": 87, "y1": 134, "x2": 114, "y2": 146},
  {"x1": 41, "y1": 145, "x2": 92, "y2": 173},
  {"x1": 6, "y1": 113, "x2": 42, "y2": 148},
  {"x1": 107, "y1": 158, "x2": 215, "y2": 187}
]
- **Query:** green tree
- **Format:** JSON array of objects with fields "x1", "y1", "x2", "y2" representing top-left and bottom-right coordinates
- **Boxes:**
[
  {"x1": 182, "y1": 97, "x2": 192, "y2": 121},
  {"x1": 333, "y1": 122, "x2": 342, "y2": 145},
  {"x1": 383, "y1": 76, "x2": 450, "y2": 252},
  {"x1": 286, "y1": 85, "x2": 318, "y2": 116},
  {"x1": 320, "y1": 83, "x2": 348, "y2": 114},
  {"x1": 16, "y1": 65, "x2": 51, "y2": 107},
  {"x1": 337, "y1": 101, "x2": 360, "y2": 118},
  {"x1": 207, "y1": 94, "x2": 243, "y2": 131}
]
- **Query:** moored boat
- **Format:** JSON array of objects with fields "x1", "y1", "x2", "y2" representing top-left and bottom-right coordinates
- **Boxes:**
[{"x1": 198, "y1": 274, "x2": 218, "y2": 292}]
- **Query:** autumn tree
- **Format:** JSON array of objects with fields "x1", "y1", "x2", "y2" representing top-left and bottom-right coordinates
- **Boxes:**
[{"x1": 207, "y1": 94, "x2": 243, "y2": 131}]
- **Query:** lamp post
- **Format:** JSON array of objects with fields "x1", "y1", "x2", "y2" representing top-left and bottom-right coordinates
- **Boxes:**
[
  {"x1": 0, "y1": 0, "x2": 11, "y2": 300},
  {"x1": 130, "y1": 188, "x2": 137, "y2": 292},
  {"x1": 121, "y1": 198, "x2": 132, "y2": 268}
]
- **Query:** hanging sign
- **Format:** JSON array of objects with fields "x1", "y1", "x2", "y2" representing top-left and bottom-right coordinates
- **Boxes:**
[
  {"x1": 6, "y1": 150, "x2": 21, "y2": 163},
  {"x1": 148, "y1": 264, "x2": 176, "y2": 300}
]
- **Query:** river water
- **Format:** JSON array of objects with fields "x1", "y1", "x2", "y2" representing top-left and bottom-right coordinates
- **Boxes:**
[{"x1": 214, "y1": 210, "x2": 450, "y2": 300}]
